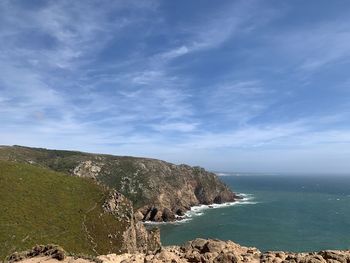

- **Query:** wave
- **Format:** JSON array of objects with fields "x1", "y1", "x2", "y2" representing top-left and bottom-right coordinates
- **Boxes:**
[
  {"x1": 215, "y1": 172, "x2": 247, "y2": 176},
  {"x1": 216, "y1": 172, "x2": 232, "y2": 176},
  {"x1": 144, "y1": 193, "x2": 257, "y2": 225}
]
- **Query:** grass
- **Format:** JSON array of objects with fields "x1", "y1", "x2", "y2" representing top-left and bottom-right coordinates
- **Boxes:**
[
  {"x1": 99, "y1": 160, "x2": 150, "y2": 208},
  {"x1": 0, "y1": 145, "x2": 232, "y2": 211},
  {"x1": 0, "y1": 160, "x2": 129, "y2": 261}
]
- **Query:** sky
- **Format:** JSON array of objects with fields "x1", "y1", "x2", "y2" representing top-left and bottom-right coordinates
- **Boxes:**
[{"x1": 1, "y1": 0, "x2": 350, "y2": 174}]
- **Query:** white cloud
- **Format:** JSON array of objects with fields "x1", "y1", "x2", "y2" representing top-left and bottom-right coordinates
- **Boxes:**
[
  {"x1": 201, "y1": 79, "x2": 272, "y2": 125},
  {"x1": 160, "y1": 46, "x2": 189, "y2": 60},
  {"x1": 276, "y1": 20, "x2": 350, "y2": 72},
  {"x1": 154, "y1": 0, "x2": 278, "y2": 62},
  {"x1": 1, "y1": 0, "x2": 350, "y2": 174},
  {"x1": 151, "y1": 121, "x2": 198, "y2": 133}
]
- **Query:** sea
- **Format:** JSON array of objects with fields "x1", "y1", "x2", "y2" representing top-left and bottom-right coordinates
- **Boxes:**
[{"x1": 157, "y1": 174, "x2": 350, "y2": 252}]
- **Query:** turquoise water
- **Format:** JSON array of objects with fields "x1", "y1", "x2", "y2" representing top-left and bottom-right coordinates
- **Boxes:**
[{"x1": 158, "y1": 175, "x2": 350, "y2": 252}]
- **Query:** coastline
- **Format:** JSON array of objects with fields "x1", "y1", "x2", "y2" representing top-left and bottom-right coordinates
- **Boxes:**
[{"x1": 143, "y1": 193, "x2": 257, "y2": 225}]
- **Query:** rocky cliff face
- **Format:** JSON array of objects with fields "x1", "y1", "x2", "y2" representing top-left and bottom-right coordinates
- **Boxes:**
[
  {"x1": 102, "y1": 190, "x2": 161, "y2": 253},
  {"x1": 0, "y1": 146, "x2": 239, "y2": 222},
  {"x1": 9, "y1": 239, "x2": 350, "y2": 263},
  {"x1": 126, "y1": 163, "x2": 238, "y2": 222}
]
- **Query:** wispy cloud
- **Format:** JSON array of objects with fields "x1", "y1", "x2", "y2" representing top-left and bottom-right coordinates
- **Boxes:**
[
  {"x1": 1, "y1": 0, "x2": 350, "y2": 173},
  {"x1": 156, "y1": 0, "x2": 277, "y2": 61},
  {"x1": 274, "y1": 20, "x2": 350, "y2": 72},
  {"x1": 151, "y1": 121, "x2": 198, "y2": 133},
  {"x1": 201, "y1": 80, "x2": 272, "y2": 125},
  {"x1": 0, "y1": 0, "x2": 160, "y2": 127}
]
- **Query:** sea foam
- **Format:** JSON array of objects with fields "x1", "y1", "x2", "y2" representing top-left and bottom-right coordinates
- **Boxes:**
[{"x1": 144, "y1": 193, "x2": 257, "y2": 225}]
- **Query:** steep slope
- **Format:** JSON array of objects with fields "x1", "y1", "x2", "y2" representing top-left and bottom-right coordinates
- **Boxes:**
[
  {"x1": 0, "y1": 146, "x2": 239, "y2": 222},
  {"x1": 0, "y1": 160, "x2": 159, "y2": 261}
]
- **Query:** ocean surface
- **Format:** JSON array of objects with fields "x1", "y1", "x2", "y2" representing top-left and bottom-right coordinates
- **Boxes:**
[{"x1": 157, "y1": 174, "x2": 350, "y2": 252}]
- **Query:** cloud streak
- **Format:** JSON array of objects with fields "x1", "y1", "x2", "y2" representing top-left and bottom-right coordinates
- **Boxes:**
[{"x1": 1, "y1": 0, "x2": 350, "y2": 173}]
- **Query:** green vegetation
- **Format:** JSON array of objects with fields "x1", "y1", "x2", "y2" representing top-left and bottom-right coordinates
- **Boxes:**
[
  {"x1": 0, "y1": 146, "x2": 154, "y2": 208},
  {"x1": 0, "y1": 145, "x2": 236, "y2": 224},
  {"x1": 0, "y1": 160, "x2": 128, "y2": 260},
  {"x1": 99, "y1": 160, "x2": 150, "y2": 208},
  {"x1": 0, "y1": 146, "x2": 89, "y2": 174}
]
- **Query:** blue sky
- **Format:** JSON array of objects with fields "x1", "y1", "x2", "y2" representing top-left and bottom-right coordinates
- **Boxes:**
[{"x1": 1, "y1": 0, "x2": 350, "y2": 174}]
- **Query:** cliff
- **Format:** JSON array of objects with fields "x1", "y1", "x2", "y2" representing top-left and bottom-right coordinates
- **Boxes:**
[
  {"x1": 102, "y1": 190, "x2": 160, "y2": 253},
  {"x1": 0, "y1": 145, "x2": 239, "y2": 222},
  {"x1": 0, "y1": 160, "x2": 160, "y2": 260},
  {"x1": 7, "y1": 239, "x2": 350, "y2": 263}
]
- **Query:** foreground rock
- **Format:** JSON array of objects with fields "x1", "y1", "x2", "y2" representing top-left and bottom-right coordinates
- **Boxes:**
[
  {"x1": 0, "y1": 145, "x2": 239, "y2": 222},
  {"x1": 9, "y1": 239, "x2": 350, "y2": 263}
]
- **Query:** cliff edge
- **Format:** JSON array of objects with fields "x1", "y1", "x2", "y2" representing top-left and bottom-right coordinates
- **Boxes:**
[
  {"x1": 0, "y1": 160, "x2": 160, "y2": 260},
  {"x1": 0, "y1": 145, "x2": 239, "y2": 222}
]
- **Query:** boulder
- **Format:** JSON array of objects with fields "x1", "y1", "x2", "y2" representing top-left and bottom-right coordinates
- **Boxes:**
[{"x1": 162, "y1": 208, "x2": 176, "y2": 222}]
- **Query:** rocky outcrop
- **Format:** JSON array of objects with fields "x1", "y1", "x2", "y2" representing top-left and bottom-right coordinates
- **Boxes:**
[
  {"x1": 102, "y1": 190, "x2": 161, "y2": 253},
  {"x1": 0, "y1": 146, "x2": 239, "y2": 222},
  {"x1": 10, "y1": 239, "x2": 350, "y2": 263},
  {"x1": 95, "y1": 239, "x2": 260, "y2": 263},
  {"x1": 8, "y1": 245, "x2": 66, "y2": 263},
  {"x1": 133, "y1": 165, "x2": 239, "y2": 223},
  {"x1": 96, "y1": 239, "x2": 350, "y2": 263},
  {"x1": 73, "y1": 160, "x2": 103, "y2": 179}
]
